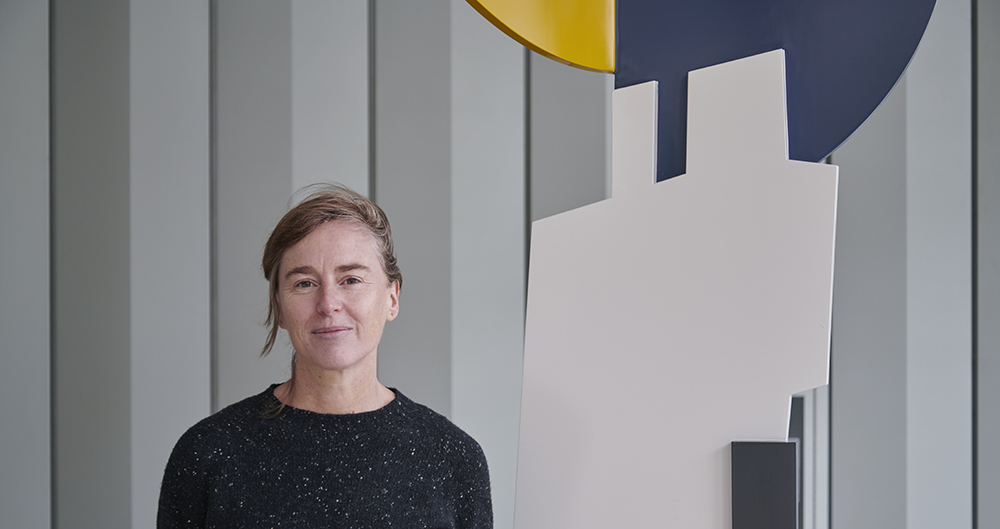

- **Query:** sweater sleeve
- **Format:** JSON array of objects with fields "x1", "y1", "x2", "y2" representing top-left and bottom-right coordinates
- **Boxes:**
[
  {"x1": 157, "y1": 426, "x2": 212, "y2": 529},
  {"x1": 453, "y1": 439, "x2": 494, "y2": 529}
]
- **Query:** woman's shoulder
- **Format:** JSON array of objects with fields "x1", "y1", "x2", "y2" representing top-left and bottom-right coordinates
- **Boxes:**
[
  {"x1": 390, "y1": 391, "x2": 488, "y2": 463},
  {"x1": 389, "y1": 391, "x2": 492, "y2": 515},
  {"x1": 168, "y1": 386, "x2": 277, "y2": 457}
]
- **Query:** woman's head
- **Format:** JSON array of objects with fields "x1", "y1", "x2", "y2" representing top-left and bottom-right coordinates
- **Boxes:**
[{"x1": 261, "y1": 184, "x2": 402, "y2": 357}]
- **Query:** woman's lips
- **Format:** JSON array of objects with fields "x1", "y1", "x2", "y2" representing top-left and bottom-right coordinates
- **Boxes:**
[{"x1": 312, "y1": 326, "x2": 352, "y2": 337}]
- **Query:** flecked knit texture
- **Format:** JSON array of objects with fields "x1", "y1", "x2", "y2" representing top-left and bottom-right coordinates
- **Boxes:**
[{"x1": 158, "y1": 386, "x2": 492, "y2": 528}]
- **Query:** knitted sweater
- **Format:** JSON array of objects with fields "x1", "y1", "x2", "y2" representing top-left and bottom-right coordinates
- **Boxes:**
[{"x1": 157, "y1": 386, "x2": 492, "y2": 528}]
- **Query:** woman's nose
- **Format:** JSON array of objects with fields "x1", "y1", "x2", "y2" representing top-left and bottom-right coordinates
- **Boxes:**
[{"x1": 317, "y1": 285, "x2": 342, "y2": 314}]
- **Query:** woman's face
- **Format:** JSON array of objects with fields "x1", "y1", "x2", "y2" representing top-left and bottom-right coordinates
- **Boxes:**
[{"x1": 277, "y1": 220, "x2": 399, "y2": 377}]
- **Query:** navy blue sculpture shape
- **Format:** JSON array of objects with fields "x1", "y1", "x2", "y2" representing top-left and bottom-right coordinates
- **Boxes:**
[{"x1": 616, "y1": 0, "x2": 937, "y2": 181}]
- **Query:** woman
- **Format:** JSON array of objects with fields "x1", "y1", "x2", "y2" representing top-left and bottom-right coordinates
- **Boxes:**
[{"x1": 158, "y1": 185, "x2": 492, "y2": 528}]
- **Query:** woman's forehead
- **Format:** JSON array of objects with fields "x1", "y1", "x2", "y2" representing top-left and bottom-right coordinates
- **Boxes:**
[{"x1": 280, "y1": 221, "x2": 381, "y2": 271}]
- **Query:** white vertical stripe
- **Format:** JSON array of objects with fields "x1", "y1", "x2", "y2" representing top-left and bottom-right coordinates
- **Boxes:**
[
  {"x1": 129, "y1": 1, "x2": 212, "y2": 525},
  {"x1": 0, "y1": 0, "x2": 51, "y2": 526},
  {"x1": 905, "y1": 1, "x2": 974, "y2": 527},
  {"x1": 450, "y1": 2, "x2": 526, "y2": 527},
  {"x1": 291, "y1": 0, "x2": 369, "y2": 197}
]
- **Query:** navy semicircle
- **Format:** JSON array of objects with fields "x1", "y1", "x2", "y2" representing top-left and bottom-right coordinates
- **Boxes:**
[{"x1": 615, "y1": 0, "x2": 937, "y2": 181}]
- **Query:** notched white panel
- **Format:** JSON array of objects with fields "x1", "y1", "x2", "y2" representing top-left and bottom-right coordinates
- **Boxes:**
[{"x1": 515, "y1": 50, "x2": 838, "y2": 529}]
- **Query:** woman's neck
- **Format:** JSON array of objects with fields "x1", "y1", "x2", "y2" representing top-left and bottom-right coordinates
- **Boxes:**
[{"x1": 274, "y1": 361, "x2": 395, "y2": 414}]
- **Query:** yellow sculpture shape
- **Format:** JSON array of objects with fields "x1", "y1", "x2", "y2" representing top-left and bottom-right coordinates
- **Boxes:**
[{"x1": 466, "y1": 0, "x2": 614, "y2": 73}]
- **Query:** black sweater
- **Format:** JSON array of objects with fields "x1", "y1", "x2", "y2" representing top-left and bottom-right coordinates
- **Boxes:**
[{"x1": 158, "y1": 386, "x2": 492, "y2": 528}]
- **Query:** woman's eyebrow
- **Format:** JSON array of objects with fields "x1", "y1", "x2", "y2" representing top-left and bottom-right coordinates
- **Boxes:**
[
  {"x1": 335, "y1": 263, "x2": 370, "y2": 274},
  {"x1": 284, "y1": 263, "x2": 370, "y2": 280},
  {"x1": 284, "y1": 265, "x2": 317, "y2": 280}
]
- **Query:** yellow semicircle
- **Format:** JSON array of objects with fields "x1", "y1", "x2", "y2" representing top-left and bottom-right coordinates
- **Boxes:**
[{"x1": 466, "y1": 0, "x2": 614, "y2": 73}]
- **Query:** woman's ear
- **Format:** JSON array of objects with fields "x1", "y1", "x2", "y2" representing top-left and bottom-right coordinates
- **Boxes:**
[{"x1": 387, "y1": 281, "x2": 400, "y2": 321}]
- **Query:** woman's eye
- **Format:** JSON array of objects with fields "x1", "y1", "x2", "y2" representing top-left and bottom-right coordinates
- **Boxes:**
[
  {"x1": 295, "y1": 280, "x2": 315, "y2": 288},
  {"x1": 343, "y1": 277, "x2": 361, "y2": 285}
]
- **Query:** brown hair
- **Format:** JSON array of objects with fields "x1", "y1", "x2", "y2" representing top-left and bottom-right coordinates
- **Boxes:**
[{"x1": 260, "y1": 184, "x2": 402, "y2": 358}]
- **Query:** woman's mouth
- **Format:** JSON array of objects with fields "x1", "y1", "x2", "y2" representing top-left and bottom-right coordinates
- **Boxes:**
[{"x1": 312, "y1": 326, "x2": 352, "y2": 337}]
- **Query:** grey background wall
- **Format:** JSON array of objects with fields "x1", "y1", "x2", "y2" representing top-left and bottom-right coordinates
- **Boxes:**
[
  {"x1": 373, "y1": 0, "x2": 455, "y2": 416},
  {"x1": 903, "y1": 2, "x2": 973, "y2": 525},
  {"x1": 830, "y1": 78, "x2": 909, "y2": 529},
  {"x1": 830, "y1": 2, "x2": 974, "y2": 528},
  {"x1": 977, "y1": 0, "x2": 1000, "y2": 526},
  {"x1": 51, "y1": 1, "x2": 132, "y2": 525},
  {"x1": 0, "y1": 1, "x2": 50, "y2": 528},
  {"x1": 448, "y1": 5, "x2": 528, "y2": 528},
  {"x1": 127, "y1": 2, "x2": 211, "y2": 527},
  {"x1": 48, "y1": 1, "x2": 212, "y2": 527},
  {"x1": 0, "y1": 0, "x2": 992, "y2": 528}
]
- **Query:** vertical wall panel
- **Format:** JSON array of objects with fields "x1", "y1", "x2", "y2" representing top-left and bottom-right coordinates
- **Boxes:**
[
  {"x1": 904, "y1": 0, "x2": 973, "y2": 527},
  {"x1": 829, "y1": 83, "x2": 908, "y2": 529},
  {"x1": 0, "y1": 0, "x2": 51, "y2": 527},
  {"x1": 214, "y1": 0, "x2": 295, "y2": 409},
  {"x1": 291, "y1": 0, "x2": 369, "y2": 196},
  {"x1": 52, "y1": 0, "x2": 133, "y2": 526},
  {"x1": 129, "y1": 0, "x2": 211, "y2": 526},
  {"x1": 216, "y1": 0, "x2": 373, "y2": 412},
  {"x1": 977, "y1": 0, "x2": 1000, "y2": 526},
  {"x1": 798, "y1": 386, "x2": 830, "y2": 529},
  {"x1": 830, "y1": 3, "x2": 975, "y2": 528},
  {"x1": 450, "y1": 2, "x2": 525, "y2": 527},
  {"x1": 373, "y1": 0, "x2": 453, "y2": 416},
  {"x1": 529, "y1": 54, "x2": 610, "y2": 222}
]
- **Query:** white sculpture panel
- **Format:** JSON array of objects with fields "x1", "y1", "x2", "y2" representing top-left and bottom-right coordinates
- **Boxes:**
[{"x1": 514, "y1": 50, "x2": 838, "y2": 528}]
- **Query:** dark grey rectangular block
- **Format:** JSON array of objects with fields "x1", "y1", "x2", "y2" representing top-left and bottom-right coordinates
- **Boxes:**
[{"x1": 732, "y1": 441, "x2": 798, "y2": 529}]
